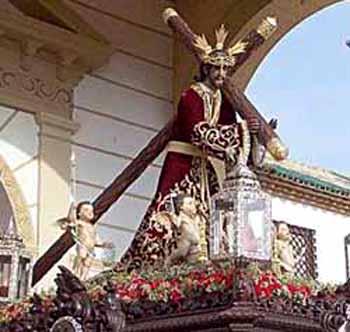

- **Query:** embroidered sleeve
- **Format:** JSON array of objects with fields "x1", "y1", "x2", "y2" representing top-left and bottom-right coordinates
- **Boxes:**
[{"x1": 191, "y1": 121, "x2": 241, "y2": 159}]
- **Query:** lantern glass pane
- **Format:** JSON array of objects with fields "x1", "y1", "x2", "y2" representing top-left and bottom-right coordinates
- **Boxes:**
[
  {"x1": 210, "y1": 208, "x2": 222, "y2": 257},
  {"x1": 238, "y1": 199, "x2": 272, "y2": 260},
  {"x1": 17, "y1": 257, "x2": 30, "y2": 299},
  {"x1": 0, "y1": 255, "x2": 12, "y2": 297}
]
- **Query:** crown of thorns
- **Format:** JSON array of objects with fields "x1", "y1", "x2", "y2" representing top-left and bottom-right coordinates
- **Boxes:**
[
  {"x1": 193, "y1": 25, "x2": 247, "y2": 67},
  {"x1": 193, "y1": 17, "x2": 277, "y2": 67}
]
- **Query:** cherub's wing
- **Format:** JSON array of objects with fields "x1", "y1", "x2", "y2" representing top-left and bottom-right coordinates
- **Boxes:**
[
  {"x1": 55, "y1": 202, "x2": 76, "y2": 230},
  {"x1": 56, "y1": 217, "x2": 69, "y2": 230}
]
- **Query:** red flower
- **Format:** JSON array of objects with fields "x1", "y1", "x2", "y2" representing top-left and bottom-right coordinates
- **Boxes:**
[
  {"x1": 255, "y1": 284, "x2": 263, "y2": 296},
  {"x1": 150, "y1": 281, "x2": 159, "y2": 290},
  {"x1": 132, "y1": 277, "x2": 146, "y2": 286},
  {"x1": 170, "y1": 278, "x2": 180, "y2": 287},
  {"x1": 170, "y1": 289, "x2": 182, "y2": 301},
  {"x1": 295, "y1": 285, "x2": 311, "y2": 298},
  {"x1": 287, "y1": 283, "x2": 298, "y2": 293},
  {"x1": 225, "y1": 275, "x2": 233, "y2": 288},
  {"x1": 211, "y1": 271, "x2": 224, "y2": 283}
]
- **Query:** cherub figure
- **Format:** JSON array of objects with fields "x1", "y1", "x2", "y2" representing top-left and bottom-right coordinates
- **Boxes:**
[
  {"x1": 58, "y1": 201, "x2": 112, "y2": 280},
  {"x1": 272, "y1": 222, "x2": 295, "y2": 278},
  {"x1": 167, "y1": 194, "x2": 205, "y2": 264}
]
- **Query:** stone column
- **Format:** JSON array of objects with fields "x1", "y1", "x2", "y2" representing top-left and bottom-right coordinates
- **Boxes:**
[{"x1": 35, "y1": 112, "x2": 79, "y2": 288}]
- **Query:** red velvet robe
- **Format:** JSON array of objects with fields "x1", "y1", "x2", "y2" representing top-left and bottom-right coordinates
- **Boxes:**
[
  {"x1": 156, "y1": 87, "x2": 237, "y2": 201},
  {"x1": 118, "y1": 86, "x2": 240, "y2": 271}
]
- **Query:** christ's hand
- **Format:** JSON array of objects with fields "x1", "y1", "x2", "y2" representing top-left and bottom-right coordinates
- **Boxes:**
[{"x1": 247, "y1": 117, "x2": 260, "y2": 134}]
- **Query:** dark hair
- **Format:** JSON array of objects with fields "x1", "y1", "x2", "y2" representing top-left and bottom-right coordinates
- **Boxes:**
[
  {"x1": 194, "y1": 63, "x2": 209, "y2": 82},
  {"x1": 173, "y1": 193, "x2": 193, "y2": 214},
  {"x1": 76, "y1": 201, "x2": 92, "y2": 219}
]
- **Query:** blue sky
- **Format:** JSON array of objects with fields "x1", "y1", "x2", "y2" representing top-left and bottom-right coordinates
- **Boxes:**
[{"x1": 246, "y1": 2, "x2": 350, "y2": 176}]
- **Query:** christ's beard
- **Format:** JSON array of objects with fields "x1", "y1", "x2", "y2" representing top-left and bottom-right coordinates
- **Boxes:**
[{"x1": 213, "y1": 79, "x2": 224, "y2": 89}]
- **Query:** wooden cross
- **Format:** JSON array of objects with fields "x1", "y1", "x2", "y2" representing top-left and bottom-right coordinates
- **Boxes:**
[{"x1": 32, "y1": 8, "x2": 288, "y2": 285}]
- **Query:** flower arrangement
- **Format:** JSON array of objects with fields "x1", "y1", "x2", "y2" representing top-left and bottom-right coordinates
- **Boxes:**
[
  {"x1": 252, "y1": 270, "x2": 312, "y2": 303},
  {"x1": 0, "y1": 295, "x2": 55, "y2": 325},
  {"x1": 100, "y1": 261, "x2": 234, "y2": 303},
  {"x1": 0, "y1": 261, "x2": 338, "y2": 325}
]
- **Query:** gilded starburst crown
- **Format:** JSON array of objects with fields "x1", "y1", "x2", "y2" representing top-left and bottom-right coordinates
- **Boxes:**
[
  {"x1": 193, "y1": 25, "x2": 247, "y2": 67},
  {"x1": 193, "y1": 17, "x2": 277, "y2": 67}
]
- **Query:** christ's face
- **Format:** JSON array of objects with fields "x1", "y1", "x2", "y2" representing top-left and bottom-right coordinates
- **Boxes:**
[
  {"x1": 205, "y1": 64, "x2": 229, "y2": 89},
  {"x1": 78, "y1": 203, "x2": 94, "y2": 222}
]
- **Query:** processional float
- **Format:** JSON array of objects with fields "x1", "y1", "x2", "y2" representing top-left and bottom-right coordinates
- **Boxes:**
[
  {"x1": 32, "y1": 8, "x2": 288, "y2": 286},
  {"x1": 3, "y1": 6, "x2": 350, "y2": 332}
]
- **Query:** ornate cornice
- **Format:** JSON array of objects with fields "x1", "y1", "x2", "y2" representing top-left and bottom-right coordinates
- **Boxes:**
[
  {"x1": 257, "y1": 167, "x2": 350, "y2": 216},
  {"x1": 265, "y1": 161, "x2": 350, "y2": 195},
  {"x1": 0, "y1": 7, "x2": 112, "y2": 83},
  {"x1": 0, "y1": 66, "x2": 72, "y2": 112},
  {"x1": 8, "y1": 0, "x2": 109, "y2": 44},
  {"x1": 0, "y1": 4, "x2": 111, "y2": 117}
]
